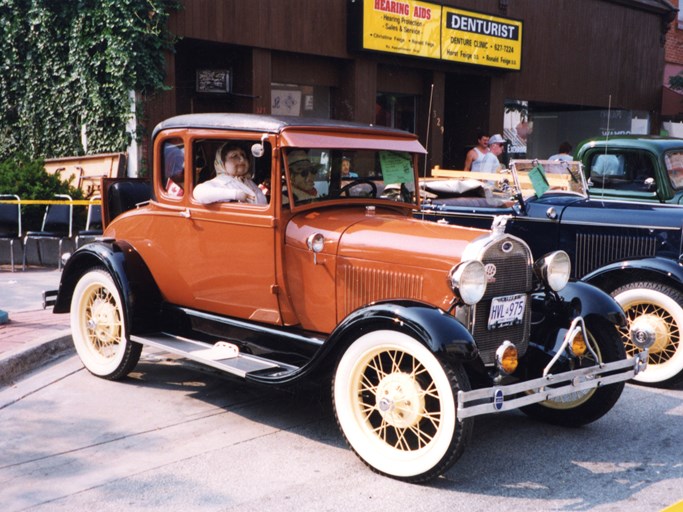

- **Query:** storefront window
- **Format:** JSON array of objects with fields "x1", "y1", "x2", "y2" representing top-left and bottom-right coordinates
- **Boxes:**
[
  {"x1": 375, "y1": 93, "x2": 416, "y2": 133},
  {"x1": 271, "y1": 83, "x2": 330, "y2": 118},
  {"x1": 504, "y1": 99, "x2": 650, "y2": 160}
]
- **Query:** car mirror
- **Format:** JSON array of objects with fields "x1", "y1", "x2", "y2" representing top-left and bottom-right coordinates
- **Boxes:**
[{"x1": 251, "y1": 134, "x2": 268, "y2": 158}]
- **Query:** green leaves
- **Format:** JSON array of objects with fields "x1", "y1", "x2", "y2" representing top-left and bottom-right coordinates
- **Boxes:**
[
  {"x1": 0, "y1": 153, "x2": 84, "y2": 230},
  {"x1": 0, "y1": 0, "x2": 177, "y2": 161}
]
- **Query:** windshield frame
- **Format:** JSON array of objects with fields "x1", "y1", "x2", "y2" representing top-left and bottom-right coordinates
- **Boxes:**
[{"x1": 282, "y1": 146, "x2": 421, "y2": 212}]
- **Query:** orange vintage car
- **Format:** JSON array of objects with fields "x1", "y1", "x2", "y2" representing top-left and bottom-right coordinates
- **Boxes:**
[{"x1": 52, "y1": 114, "x2": 652, "y2": 482}]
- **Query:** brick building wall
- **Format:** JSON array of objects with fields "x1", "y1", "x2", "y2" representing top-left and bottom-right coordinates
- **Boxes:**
[{"x1": 663, "y1": 0, "x2": 683, "y2": 121}]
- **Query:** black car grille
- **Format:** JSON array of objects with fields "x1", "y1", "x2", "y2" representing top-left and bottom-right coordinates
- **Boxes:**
[
  {"x1": 471, "y1": 235, "x2": 533, "y2": 365},
  {"x1": 574, "y1": 233, "x2": 656, "y2": 278}
]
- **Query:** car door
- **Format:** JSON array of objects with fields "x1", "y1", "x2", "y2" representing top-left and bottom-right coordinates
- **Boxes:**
[{"x1": 148, "y1": 132, "x2": 283, "y2": 324}]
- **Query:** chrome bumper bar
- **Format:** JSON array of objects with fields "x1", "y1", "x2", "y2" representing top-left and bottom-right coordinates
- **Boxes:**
[{"x1": 457, "y1": 351, "x2": 647, "y2": 419}]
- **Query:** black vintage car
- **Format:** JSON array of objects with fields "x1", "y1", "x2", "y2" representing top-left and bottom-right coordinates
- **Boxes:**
[{"x1": 417, "y1": 160, "x2": 683, "y2": 387}]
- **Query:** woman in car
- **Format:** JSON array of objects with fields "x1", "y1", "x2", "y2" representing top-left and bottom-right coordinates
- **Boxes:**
[{"x1": 193, "y1": 143, "x2": 267, "y2": 205}]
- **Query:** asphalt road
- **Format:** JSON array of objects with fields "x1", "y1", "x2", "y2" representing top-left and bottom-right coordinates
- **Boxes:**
[{"x1": 1, "y1": 350, "x2": 682, "y2": 512}]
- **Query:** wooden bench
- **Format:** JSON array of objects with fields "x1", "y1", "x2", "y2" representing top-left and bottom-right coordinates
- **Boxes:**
[{"x1": 45, "y1": 152, "x2": 127, "y2": 198}]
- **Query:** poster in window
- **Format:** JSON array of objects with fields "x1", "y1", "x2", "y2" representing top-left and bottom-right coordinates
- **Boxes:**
[{"x1": 272, "y1": 90, "x2": 302, "y2": 116}]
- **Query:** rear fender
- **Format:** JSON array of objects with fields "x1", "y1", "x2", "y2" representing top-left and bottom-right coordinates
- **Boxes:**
[{"x1": 54, "y1": 241, "x2": 162, "y2": 333}]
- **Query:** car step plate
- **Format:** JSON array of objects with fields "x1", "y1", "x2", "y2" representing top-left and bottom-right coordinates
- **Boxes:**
[{"x1": 131, "y1": 333, "x2": 296, "y2": 379}]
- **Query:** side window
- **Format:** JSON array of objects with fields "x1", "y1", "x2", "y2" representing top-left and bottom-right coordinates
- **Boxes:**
[
  {"x1": 162, "y1": 138, "x2": 185, "y2": 198},
  {"x1": 665, "y1": 151, "x2": 683, "y2": 189},
  {"x1": 191, "y1": 139, "x2": 271, "y2": 206}
]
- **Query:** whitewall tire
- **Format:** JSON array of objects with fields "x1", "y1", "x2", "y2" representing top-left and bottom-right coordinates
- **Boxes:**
[{"x1": 332, "y1": 329, "x2": 472, "y2": 482}]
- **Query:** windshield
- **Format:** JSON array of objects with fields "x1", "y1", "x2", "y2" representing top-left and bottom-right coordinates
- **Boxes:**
[
  {"x1": 284, "y1": 148, "x2": 418, "y2": 206},
  {"x1": 509, "y1": 160, "x2": 588, "y2": 197},
  {"x1": 420, "y1": 159, "x2": 587, "y2": 209},
  {"x1": 664, "y1": 150, "x2": 683, "y2": 189}
]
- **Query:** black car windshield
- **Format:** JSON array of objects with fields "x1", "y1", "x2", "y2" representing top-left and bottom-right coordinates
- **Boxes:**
[
  {"x1": 420, "y1": 159, "x2": 588, "y2": 209},
  {"x1": 284, "y1": 148, "x2": 418, "y2": 206}
]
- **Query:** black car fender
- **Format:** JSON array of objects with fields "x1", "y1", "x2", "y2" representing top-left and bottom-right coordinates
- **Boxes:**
[
  {"x1": 530, "y1": 281, "x2": 626, "y2": 355},
  {"x1": 53, "y1": 240, "x2": 162, "y2": 333},
  {"x1": 306, "y1": 300, "x2": 478, "y2": 376},
  {"x1": 581, "y1": 256, "x2": 683, "y2": 294}
]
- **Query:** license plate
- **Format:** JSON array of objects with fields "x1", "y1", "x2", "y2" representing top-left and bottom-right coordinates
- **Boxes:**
[{"x1": 488, "y1": 293, "x2": 526, "y2": 329}]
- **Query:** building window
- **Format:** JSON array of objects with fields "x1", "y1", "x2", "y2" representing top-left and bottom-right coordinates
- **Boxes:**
[
  {"x1": 271, "y1": 83, "x2": 330, "y2": 118},
  {"x1": 375, "y1": 93, "x2": 416, "y2": 133}
]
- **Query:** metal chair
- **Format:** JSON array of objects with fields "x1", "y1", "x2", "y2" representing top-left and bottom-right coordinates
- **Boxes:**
[
  {"x1": 0, "y1": 194, "x2": 22, "y2": 272},
  {"x1": 75, "y1": 195, "x2": 103, "y2": 248},
  {"x1": 23, "y1": 194, "x2": 73, "y2": 270}
]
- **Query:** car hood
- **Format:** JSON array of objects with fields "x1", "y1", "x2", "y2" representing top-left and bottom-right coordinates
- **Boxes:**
[{"x1": 285, "y1": 206, "x2": 488, "y2": 271}]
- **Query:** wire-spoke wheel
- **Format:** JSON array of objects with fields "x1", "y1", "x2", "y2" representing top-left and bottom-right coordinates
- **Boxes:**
[
  {"x1": 70, "y1": 268, "x2": 141, "y2": 380},
  {"x1": 521, "y1": 319, "x2": 625, "y2": 427},
  {"x1": 333, "y1": 330, "x2": 472, "y2": 482},
  {"x1": 612, "y1": 281, "x2": 683, "y2": 386}
]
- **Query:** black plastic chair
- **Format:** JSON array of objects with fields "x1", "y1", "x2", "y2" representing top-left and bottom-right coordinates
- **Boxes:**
[
  {"x1": 75, "y1": 195, "x2": 103, "y2": 248},
  {"x1": 0, "y1": 194, "x2": 22, "y2": 272},
  {"x1": 23, "y1": 194, "x2": 73, "y2": 270}
]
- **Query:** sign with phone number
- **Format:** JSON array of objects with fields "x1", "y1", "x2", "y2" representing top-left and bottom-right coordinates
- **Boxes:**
[{"x1": 359, "y1": 1, "x2": 523, "y2": 71}]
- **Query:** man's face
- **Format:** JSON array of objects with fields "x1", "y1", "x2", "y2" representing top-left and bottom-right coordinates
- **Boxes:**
[
  {"x1": 291, "y1": 164, "x2": 316, "y2": 190},
  {"x1": 341, "y1": 159, "x2": 350, "y2": 175},
  {"x1": 490, "y1": 143, "x2": 504, "y2": 157}
]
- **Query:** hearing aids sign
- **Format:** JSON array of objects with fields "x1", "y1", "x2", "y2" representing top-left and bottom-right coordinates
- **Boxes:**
[{"x1": 356, "y1": 1, "x2": 523, "y2": 71}]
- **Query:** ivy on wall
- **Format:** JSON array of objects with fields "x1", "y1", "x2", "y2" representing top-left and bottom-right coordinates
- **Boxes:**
[{"x1": 0, "y1": 0, "x2": 178, "y2": 161}]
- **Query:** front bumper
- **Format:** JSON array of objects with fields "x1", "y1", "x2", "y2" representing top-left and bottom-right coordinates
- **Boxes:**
[{"x1": 457, "y1": 351, "x2": 647, "y2": 419}]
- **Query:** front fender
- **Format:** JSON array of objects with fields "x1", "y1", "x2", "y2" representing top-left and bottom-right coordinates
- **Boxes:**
[
  {"x1": 324, "y1": 300, "x2": 478, "y2": 362},
  {"x1": 530, "y1": 281, "x2": 625, "y2": 355},
  {"x1": 582, "y1": 257, "x2": 683, "y2": 291},
  {"x1": 54, "y1": 240, "x2": 162, "y2": 333},
  {"x1": 552, "y1": 281, "x2": 626, "y2": 326}
]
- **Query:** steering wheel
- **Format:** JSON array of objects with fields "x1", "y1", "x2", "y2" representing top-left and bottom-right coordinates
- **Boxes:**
[{"x1": 339, "y1": 178, "x2": 378, "y2": 198}]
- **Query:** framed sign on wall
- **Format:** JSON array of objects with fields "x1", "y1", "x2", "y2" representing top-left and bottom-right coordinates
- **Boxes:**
[{"x1": 196, "y1": 69, "x2": 232, "y2": 93}]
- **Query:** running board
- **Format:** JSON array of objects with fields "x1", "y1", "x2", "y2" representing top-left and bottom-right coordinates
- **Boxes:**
[{"x1": 130, "y1": 333, "x2": 299, "y2": 380}]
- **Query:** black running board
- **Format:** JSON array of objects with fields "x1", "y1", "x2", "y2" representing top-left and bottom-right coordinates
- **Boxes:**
[{"x1": 131, "y1": 332, "x2": 299, "y2": 380}]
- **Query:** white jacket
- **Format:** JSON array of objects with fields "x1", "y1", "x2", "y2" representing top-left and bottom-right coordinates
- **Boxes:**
[{"x1": 193, "y1": 174, "x2": 267, "y2": 204}]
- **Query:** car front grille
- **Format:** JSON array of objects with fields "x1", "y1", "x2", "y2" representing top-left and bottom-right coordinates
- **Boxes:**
[{"x1": 471, "y1": 235, "x2": 533, "y2": 365}]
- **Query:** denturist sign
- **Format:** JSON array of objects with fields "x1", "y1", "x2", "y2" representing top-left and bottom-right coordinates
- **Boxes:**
[
  {"x1": 441, "y1": 7, "x2": 523, "y2": 70},
  {"x1": 352, "y1": 1, "x2": 523, "y2": 71}
]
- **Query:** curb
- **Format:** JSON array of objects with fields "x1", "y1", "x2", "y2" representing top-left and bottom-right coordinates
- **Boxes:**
[{"x1": 0, "y1": 331, "x2": 74, "y2": 387}]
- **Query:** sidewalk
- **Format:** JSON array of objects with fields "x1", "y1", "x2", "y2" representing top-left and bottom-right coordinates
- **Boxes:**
[{"x1": 0, "y1": 267, "x2": 73, "y2": 387}]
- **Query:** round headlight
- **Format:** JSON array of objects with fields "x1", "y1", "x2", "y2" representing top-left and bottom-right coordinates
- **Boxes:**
[
  {"x1": 535, "y1": 251, "x2": 571, "y2": 291},
  {"x1": 448, "y1": 260, "x2": 487, "y2": 305}
]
